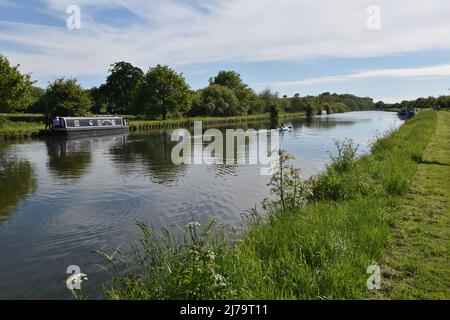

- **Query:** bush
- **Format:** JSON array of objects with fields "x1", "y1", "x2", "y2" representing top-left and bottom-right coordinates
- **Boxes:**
[
  {"x1": 40, "y1": 78, "x2": 92, "y2": 116},
  {"x1": 329, "y1": 139, "x2": 359, "y2": 173},
  {"x1": 262, "y1": 150, "x2": 314, "y2": 213},
  {"x1": 103, "y1": 218, "x2": 238, "y2": 300}
]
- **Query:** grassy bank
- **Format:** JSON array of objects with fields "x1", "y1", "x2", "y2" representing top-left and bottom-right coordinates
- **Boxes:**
[
  {"x1": 378, "y1": 111, "x2": 450, "y2": 299},
  {"x1": 0, "y1": 112, "x2": 305, "y2": 139},
  {"x1": 0, "y1": 113, "x2": 44, "y2": 123},
  {"x1": 127, "y1": 112, "x2": 306, "y2": 131},
  {"x1": 0, "y1": 119, "x2": 45, "y2": 140},
  {"x1": 102, "y1": 110, "x2": 440, "y2": 300}
]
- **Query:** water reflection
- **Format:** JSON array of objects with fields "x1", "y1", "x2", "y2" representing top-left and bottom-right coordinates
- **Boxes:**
[
  {"x1": 0, "y1": 144, "x2": 36, "y2": 223},
  {"x1": 46, "y1": 138, "x2": 93, "y2": 180},
  {"x1": 110, "y1": 131, "x2": 187, "y2": 185},
  {"x1": 107, "y1": 117, "x2": 357, "y2": 183}
]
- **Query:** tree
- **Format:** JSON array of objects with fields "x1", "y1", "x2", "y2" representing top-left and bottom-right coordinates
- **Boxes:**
[
  {"x1": 270, "y1": 104, "x2": 280, "y2": 120},
  {"x1": 248, "y1": 95, "x2": 265, "y2": 115},
  {"x1": 259, "y1": 89, "x2": 280, "y2": 113},
  {"x1": 40, "y1": 78, "x2": 92, "y2": 116},
  {"x1": 290, "y1": 93, "x2": 303, "y2": 112},
  {"x1": 26, "y1": 86, "x2": 46, "y2": 113},
  {"x1": 375, "y1": 101, "x2": 385, "y2": 110},
  {"x1": 306, "y1": 103, "x2": 316, "y2": 119},
  {"x1": 209, "y1": 70, "x2": 255, "y2": 114},
  {"x1": 89, "y1": 85, "x2": 108, "y2": 114},
  {"x1": 134, "y1": 65, "x2": 191, "y2": 119},
  {"x1": 191, "y1": 85, "x2": 241, "y2": 117},
  {"x1": 0, "y1": 54, "x2": 33, "y2": 113},
  {"x1": 209, "y1": 71, "x2": 246, "y2": 91},
  {"x1": 103, "y1": 61, "x2": 144, "y2": 114}
]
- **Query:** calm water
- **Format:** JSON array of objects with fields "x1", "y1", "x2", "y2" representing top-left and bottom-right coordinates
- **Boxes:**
[{"x1": 0, "y1": 111, "x2": 403, "y2": 299}]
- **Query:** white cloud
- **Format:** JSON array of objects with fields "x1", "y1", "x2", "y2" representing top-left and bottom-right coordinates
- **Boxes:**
[
  {"x1": 265, "y1": 64, "x2": 450, "y2": 87},
  {"x1": 1, "y1": 0, "x2": 450, "y2": 80}
]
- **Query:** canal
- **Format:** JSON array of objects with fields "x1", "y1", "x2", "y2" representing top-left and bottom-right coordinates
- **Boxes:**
[{"x1": 0, "y1": 111, "x2": 403, "y2": 299}]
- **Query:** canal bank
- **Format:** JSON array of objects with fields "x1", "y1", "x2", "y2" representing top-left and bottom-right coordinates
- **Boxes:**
[
  {"x1": 0, "y1": 120, "x2": 46, "y2": 141},
  {"x1": 104, "y1": 111, "x2": 444, "y2": 300},
  {"x1": 378, "y1": 111, "x2": 450, "y2": 299},
  {"x1": 0, "y1": 112, "x2": 306, "y2": 140}
]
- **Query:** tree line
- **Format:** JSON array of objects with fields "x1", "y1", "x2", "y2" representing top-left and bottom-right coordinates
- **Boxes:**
[
  {"x1": 2, "y1": 54, "x2": 448, "y2": 119},
  {"x1": 381, "y1": 95, "x2": 450, "y2": 111}
]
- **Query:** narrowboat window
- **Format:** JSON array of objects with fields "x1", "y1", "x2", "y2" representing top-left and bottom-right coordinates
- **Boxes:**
[
  {"x1": 98, "y1": 120, "x2": 102, "y2": 126},
  {"x1": 112, "y1": 120, "x2": 116, "y2": 125},
  {"x1": 74, "y1": 120, "x2": 80, "y2": 127}
]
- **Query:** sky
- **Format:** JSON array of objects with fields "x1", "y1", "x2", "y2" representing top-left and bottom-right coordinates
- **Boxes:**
[{"x1": 1, "y1": 0, "x2": 450, "y2": 103}]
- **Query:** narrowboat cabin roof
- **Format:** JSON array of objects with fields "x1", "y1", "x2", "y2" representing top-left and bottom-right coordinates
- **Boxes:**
[{"x1": 58, "y1": 116, "x2": 126, "y2": 119}]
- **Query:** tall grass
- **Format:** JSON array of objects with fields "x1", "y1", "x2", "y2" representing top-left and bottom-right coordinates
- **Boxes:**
[
  {"x1": 102, "y1": 111, "x2": 437, "y2": 300},
  {"x1": 0, "y1": 118, "x2": 44, "y2": 138}
]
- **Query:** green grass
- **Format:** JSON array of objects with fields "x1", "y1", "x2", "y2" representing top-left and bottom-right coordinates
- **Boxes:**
[
  {"x1": 0, "y1": 113, "x2": 44, "y2": 123},
  {"x1": 0, "y1": 112, "x2": 305, "y2": 136},
  {"x1": 0, "y1": 118, "x2": 45, "y2": 138},
  {"x1": 127, "y1": 112, "x2": 306, "y2": 130},
  {"x1": 101, "y1": 110, "x2": 442, "y2": 300},
  {"x1": 377, "y1": 111, "x2": 450, "y2": 300}
]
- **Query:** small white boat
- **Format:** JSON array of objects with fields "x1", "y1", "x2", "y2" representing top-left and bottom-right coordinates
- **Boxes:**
[{"x1": 279, "y1": 125, "x2": 293, "y2": 132}]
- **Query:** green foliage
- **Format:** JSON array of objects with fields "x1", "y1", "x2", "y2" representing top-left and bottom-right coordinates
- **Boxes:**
[
  {"x1": 313, "y1": 112, "x2": 435, "y2": 202},
  {"x1": 289, "y1": 93, "x2": 305, "y2": 112},
  {"x1": 269, "y1": 104, "x2": 279, "y2": 120},
  {"x1": 133, "y1": 65, "x2": 191, "y2": 120},
  {"x1": 248, "y1": 95, "x2": 266, "y2": 115},
  {"x1": 26, "y1": 86, "x2": 46, "y2": 113},
  {"x1": 103, "y1": 62, "x2": 144, "y2": 114},
  {"x1": 0, "y1": 119, "x2": 43, "y2": 137},
  {"x1": 0, "y1": 149, "x2": 36, "y2": 221},
  {"x1": 258, "y1": 89, "x2": 280, "y2": 113},
  {"x1": 191, "y1": 85, "x2": 242, "y2": 117},
  {"x1": 262, "y1": 151, "x2": 313, "y2": 213},
  {"x1": 329, "y1": 139, "x2": 359, "y2": 173},
  {"x1": 386, "y1": 95, "x2": 450, "y2": 110},
  {"x1": 209, "y1": 71, "x2": 245, "y2": 91},
  {"x1": 0, "y1": 55, "x2": 33, "y2": 113},
  {"x1": 88, "y1": 86, "x2": 108, "y2": 114},
  {"x1": 104, "y1": 218, "x2": 238, "y2": 300},
  {"x1": 306, "y1": 103, "x2": 316, "y2": 119},
  {"x1": 39, "y1": 78, "x2": 92, "y2": 117},
  {"x1": 208, "y1": 70, "x2": 255, "y2": 115}
]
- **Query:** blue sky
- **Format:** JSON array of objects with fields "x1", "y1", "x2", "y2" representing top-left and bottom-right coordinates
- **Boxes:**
[{"x1": 1, "y1": 0, "x2": 450, "y2": 103}]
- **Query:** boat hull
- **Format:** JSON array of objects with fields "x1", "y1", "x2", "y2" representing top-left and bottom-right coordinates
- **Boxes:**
[{"x1": 50, "y1": 126, "x2": 130, "y2": 136}]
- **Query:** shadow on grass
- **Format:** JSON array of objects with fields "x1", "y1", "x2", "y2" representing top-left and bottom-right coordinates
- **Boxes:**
[{"x1": 411, "y1": 154, "x2": 449, "y2": 167}]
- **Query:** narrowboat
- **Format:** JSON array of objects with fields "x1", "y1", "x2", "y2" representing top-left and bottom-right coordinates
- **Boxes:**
[
  {"x1": 398, "y1": 108, "x2": 417, "y2": 119},
  {"x1": 50, "y1": 116, "x2": 130, "y2": 136}
]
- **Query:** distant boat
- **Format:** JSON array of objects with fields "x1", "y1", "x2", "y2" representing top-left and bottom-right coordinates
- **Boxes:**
[
  {"x1": 398, "y1": 108, "x2": 417, "y2": 119},
  {"x1": 279, "y1": 125, "x2": 293, "y2": 132},
  {"x1": 50, "y1": 116, "x2": 130, "y2": 136}
]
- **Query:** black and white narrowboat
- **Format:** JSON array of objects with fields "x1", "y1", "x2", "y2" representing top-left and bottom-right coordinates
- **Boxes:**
[{"x1": 50, "y1": 116, "x2": 130, "y2": 136}]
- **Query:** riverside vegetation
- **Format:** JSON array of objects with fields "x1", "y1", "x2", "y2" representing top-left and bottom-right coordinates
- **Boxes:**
[
  {"x1": 1, "y1": 53, "x2": 449, "y2": 138},
  {"x1": 97, "y1": 110, "x2": 446, "y2": 300}
]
